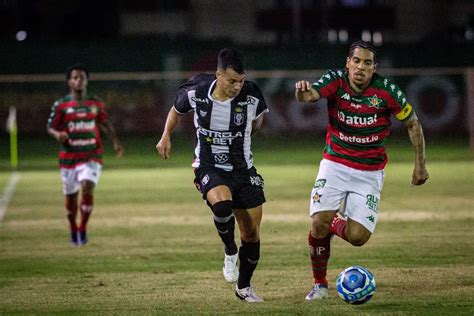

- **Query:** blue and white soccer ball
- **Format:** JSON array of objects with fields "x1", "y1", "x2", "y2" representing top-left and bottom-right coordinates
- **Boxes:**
[{"x1": 336, "y1": 266, "x2": 376, "y2": 305}]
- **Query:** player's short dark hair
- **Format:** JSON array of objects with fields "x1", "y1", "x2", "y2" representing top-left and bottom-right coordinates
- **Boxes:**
[
  {"x1": 349, "y1": 41, "x2": 378, "y2": 63},
  {"x1": 217, "y1": 48, "x2": 245, "y2": 74},
  {"x1": 66, "y1": 64, "x2": 89, "y2": 80}
]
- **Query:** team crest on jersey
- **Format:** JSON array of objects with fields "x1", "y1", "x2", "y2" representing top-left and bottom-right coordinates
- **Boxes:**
[
  {"x1": 234, "y1": 113, "x2": 244, "y2": 126},
  {"x1": 368, "y1": 95, "x2": 382, "y2": 108},
  {"x1": 90, "y1": 106, "x2": 98, "y2": 114}
]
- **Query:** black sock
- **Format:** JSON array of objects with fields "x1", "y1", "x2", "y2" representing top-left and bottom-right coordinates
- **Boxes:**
[
  {"x1": 237, "y1": 240, "x2": 260, "y2": 289},
  {"x1": 212, "y1": 200, "x2": 237, "y2": 255}
]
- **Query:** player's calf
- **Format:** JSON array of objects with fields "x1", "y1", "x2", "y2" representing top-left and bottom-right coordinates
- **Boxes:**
[
  {"x1": 237, "y1": 240, "x2": 260, "y2": 290},
  {"x1": 308, "y1": 231, "x2": 331, "y2": 287}
]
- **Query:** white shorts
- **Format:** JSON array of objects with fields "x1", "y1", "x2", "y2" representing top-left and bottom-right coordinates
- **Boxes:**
[
  {"x1": 309, "y1": 159, "x2": 384, "y2": 233},
  {"x1": 60, "y1": 161, "x2": 102, "y2": 195}
]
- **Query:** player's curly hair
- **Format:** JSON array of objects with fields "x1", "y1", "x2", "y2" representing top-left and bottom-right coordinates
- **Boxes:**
[
  {"x1": 66, "y1": 64, "x2": 89, "y2": 80},
  {"x1": 217, "y1": 48, "x2": 245, "y2": 74},
  {"x1": 349, "y1": 41, "x2": 378, "y2": 63}
]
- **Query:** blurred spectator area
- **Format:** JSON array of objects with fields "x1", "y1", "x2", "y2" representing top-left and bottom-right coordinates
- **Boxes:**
[
  {"x1": 1, "y1": 0, "x2": 474, "y2": 45},
  {"x1": 0, "y1": 0, "x2": 472, "y2": 75},
  {"x1": 0, "y1": 1, "x2": 473, "y2": 144},
  {"x1": 0, "y1": 68, "x2": 470, "y2": 140}
]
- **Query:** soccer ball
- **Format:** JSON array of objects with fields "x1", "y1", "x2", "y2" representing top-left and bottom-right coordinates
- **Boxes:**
[{"x1": 336, "y1": 266, "x2": 376, "y2": 305}]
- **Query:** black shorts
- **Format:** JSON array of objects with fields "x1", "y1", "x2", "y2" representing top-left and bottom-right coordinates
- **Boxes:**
[{"x1": 194, "y1": 166, "x2": 266, "y2": 209}]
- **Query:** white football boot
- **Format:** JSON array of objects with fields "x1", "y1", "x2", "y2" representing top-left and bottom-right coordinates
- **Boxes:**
[
  {"x1": 223, "y1": 253, "x2": 239, "y2": 282},
  {"x1": 305, "y1": 284, "x2": 329, "y2": 300},
  {"x1": 235, "y1": 285, "x2": 264, "y2": 302}
]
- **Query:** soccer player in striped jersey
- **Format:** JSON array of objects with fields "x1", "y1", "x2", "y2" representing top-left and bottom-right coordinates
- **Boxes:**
[
  {"x1": 47, "y1": 64, "x2": 124, "y2": 246},
  {"x1": 295, "y1": 41, "x2": 429, "y2": 300},
  {"x1": 156, "y1": 48, "x2": 268, "y2": 302}
]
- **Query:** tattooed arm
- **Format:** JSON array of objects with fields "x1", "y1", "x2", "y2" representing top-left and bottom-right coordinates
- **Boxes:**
[{"x1": 404, "y1": 113, "x2": 429, "y2": 186}]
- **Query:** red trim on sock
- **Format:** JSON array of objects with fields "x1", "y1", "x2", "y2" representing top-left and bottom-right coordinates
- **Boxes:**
[{"x1": 330, "y1": 216, "x2": 348, "y2": 241}]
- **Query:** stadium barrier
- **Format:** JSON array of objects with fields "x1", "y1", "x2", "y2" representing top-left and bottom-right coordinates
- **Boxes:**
[{"x1": 0, "y1": 68, "x2": 471, "y2": 142}]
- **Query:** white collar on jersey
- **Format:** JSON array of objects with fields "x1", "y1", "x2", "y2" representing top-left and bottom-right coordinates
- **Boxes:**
[{"x1": 208, "y1": 79, "x2": 236, "y2": 104}]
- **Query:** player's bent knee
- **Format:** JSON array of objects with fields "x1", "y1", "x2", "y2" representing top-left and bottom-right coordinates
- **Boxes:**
[
  {"x1": 347, "y1": 233, "x2": 370, "y2": 247},
  {"x1": 311, "y1": 211, "x2": 336, "y2": 238},
  {"x1": 312, "y1": 221, "x2": 331, "y2": 238},
  {"x1": 212, "y1": 200, "x2": 233, "y2": 218},
  {"x1": 212, "y1": 201, "x2": 235, "y2": 235},
  {"x1": 346, "y1": 218, "x2": 371, "y2": 246}
]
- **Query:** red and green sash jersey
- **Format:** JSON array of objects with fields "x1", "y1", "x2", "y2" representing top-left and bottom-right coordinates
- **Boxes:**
[
  {"x1": 312, "y1": 69, "x2": 414, "y2": 171},
  {"x1": 47, "y1": 94, "x2": 107, "y2": 168}
]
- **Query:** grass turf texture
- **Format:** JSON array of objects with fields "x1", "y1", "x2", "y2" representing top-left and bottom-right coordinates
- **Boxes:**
[{"x1": 0, "y1": 136, "x2": 473, "y2": 314}]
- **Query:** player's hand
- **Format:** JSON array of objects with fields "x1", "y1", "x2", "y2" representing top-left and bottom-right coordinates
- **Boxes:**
[
  {"x1": 295, "y1": 80, "x2": 312, "y2": 92},
  {"x1": 411, "y1": 163, "x2": 429, "y2": 186},
  {"x1": 295, "y1": 80, "x2": 318, "y2": 102},
  {"x1": 156, "y1": 136, "x2": 171, "y2": 160},
  {"x1": 57, "y1": 131, "x2": 69, "y2": 144}
]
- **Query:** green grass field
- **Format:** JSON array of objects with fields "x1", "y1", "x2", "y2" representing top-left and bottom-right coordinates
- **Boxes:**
[{"x1": 0, "y1": 136, "x2": 473, "y2": 315}]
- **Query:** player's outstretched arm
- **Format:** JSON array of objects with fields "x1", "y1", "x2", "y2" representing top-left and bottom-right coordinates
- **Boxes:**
[
  {"x1": 47, "y1": 127, "x2": 69, "y2": 144},
  {"x1": 405, "y1": 114, "x2": 429, "y2": 186},
  {"x1": 156, "y1": 106, "x2": 182, "y2": 160},
  {"x1": 100, "y1": 121, "x2": 124, "y2": 158},
  {"x1": 295, "y1": 80, "x2": 321, "y2": 103}
]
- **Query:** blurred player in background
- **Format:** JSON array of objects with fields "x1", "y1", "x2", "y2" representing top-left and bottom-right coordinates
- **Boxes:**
[
  {"x1": 47, "y1": 64, "x2": 124, "y2": 246},
  {"x1": 156, "y1": 48, "x2": 268, "y2": 302},
  {"x1": 294, "y1": 41, "x2": 429, "y2": 300}
]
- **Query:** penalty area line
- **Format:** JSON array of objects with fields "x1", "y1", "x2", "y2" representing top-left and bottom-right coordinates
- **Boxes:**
[{"x1": 0, "y1": 172, "x2": 21, "y2": 222}]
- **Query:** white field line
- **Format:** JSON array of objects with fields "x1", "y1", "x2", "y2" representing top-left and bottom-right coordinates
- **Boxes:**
[{"x1": 0, "y1": 172, "x2": 21, "y2": 222}]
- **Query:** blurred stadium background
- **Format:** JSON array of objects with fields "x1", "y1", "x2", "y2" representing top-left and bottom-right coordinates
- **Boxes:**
[{"x1": 0, "y1": 0, "x2": 473, "y2": 159}]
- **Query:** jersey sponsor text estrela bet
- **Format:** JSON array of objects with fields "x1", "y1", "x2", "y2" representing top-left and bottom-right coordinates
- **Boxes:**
[{"x1": 174, "y1": 74, "x2": 268, "y2": 171}]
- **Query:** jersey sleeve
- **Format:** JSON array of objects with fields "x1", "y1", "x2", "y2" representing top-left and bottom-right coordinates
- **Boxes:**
[
  {"x1": 383, "y1": 79, "x2": 414, "y2": 123},
  {"x1": 173, "y1": 74, "x2": 212, "y2": 114},
  {"x1": 96, "y1": 101, "x2": 108, "y2": 123},
  {"x1": 173, "y1": 87, "x2": 192, "y2": 114},
  {"x1": 311, "y1": 69, "x2": 341, "y2": 99},
  {"x1": 47, "y1": 100, "x2": 63, "y2": 130}
]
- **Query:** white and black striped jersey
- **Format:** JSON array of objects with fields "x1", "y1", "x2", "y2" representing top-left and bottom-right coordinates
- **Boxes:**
[{"x1": 174, "y1": 73, "x2": 269, "y2": 171}]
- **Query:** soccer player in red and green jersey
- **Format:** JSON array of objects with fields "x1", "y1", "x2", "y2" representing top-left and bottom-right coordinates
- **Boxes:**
[
  {"x1": 47, "y1": 64, "x2": 124, "y2": 246},
  {"x1": 295, "y1": 41, "x2": 429, "y2": 300}
]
